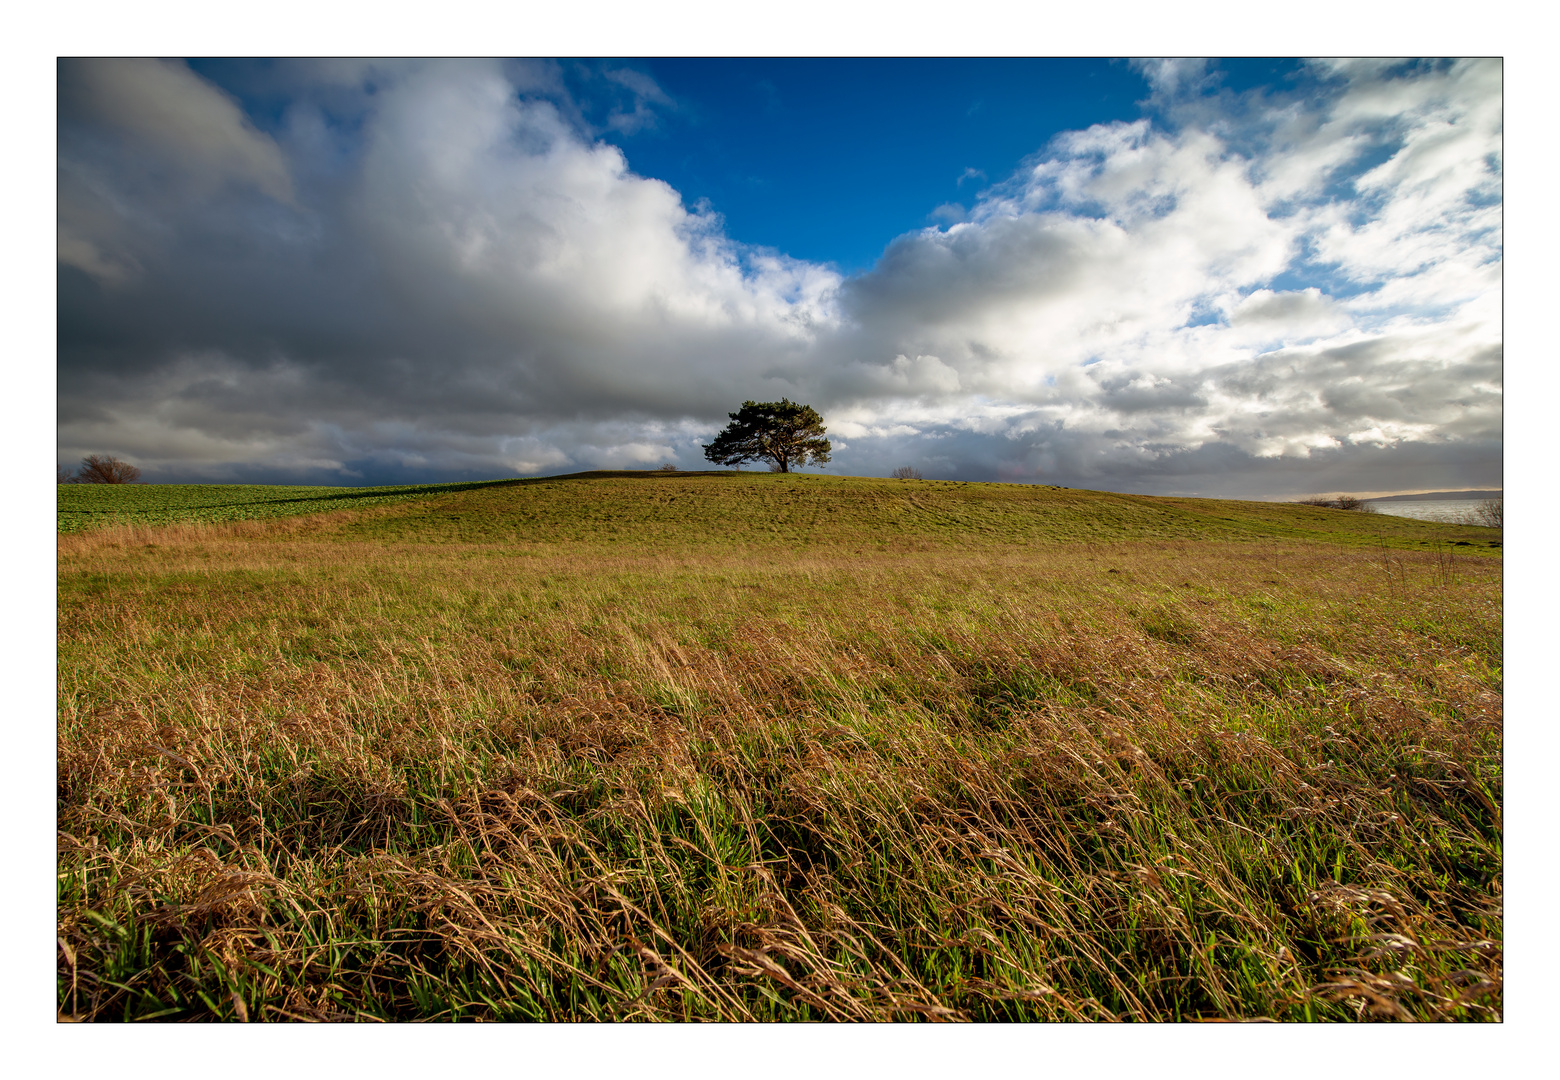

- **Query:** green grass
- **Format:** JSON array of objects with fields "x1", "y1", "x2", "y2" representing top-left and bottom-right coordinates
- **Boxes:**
[
  {"x1": 57, "y1": 472, "x2": 1501, "y2": 1021},
  {"x1": 56, "y1": 479, "x2": 516, "y2": 534},
  {"x1": 60, "y1": 470, "x2": 1504, "y2": 553}
]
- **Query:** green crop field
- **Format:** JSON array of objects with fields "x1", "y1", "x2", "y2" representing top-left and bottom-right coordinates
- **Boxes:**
[
  {"x1": 56, "y1": 479, "x2": 515, "y2": 534},
  {"x1": 57, "y1": 472, "x2": 1501, "y2": 1021}
]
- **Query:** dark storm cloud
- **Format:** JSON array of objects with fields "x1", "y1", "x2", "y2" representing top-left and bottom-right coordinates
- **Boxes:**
[{"x1": 1092, "y1": 371, "x2": 1209, "y2": 415}]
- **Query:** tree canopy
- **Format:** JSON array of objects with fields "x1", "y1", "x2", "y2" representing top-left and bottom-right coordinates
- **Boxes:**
[
  {"x1": 702, "y1": 399, "x2": 831, "y2": 474},
  {"x1": 64, "y1": 454, "x2": 143, "y2": 484}
]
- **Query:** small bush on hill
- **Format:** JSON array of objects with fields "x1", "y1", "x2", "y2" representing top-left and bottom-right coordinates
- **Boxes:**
[
  {"x1": 1297, "y1": 495, "x2": 1377, "y2": 513},
  {"x1": 63, "y1": 454, "x2": 143, "y2": 484}
]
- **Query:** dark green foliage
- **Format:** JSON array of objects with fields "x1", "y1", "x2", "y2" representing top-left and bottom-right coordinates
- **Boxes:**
[{"x1": 702, "y1": 399, "x2": 831, "y2": 473}]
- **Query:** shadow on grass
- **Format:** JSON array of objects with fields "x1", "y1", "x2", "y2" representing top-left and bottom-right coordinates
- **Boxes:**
[{"x1": 67, "y1": 471, "x2": 743, "y2": 518}]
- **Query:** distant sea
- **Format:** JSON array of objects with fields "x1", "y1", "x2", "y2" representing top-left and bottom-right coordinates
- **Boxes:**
[{"x1": 1365, "y1": 498, "x2": 1500, "y2": 523}]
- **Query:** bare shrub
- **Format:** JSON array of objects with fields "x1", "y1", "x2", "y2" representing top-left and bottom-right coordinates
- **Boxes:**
[
  {"x1": 1475, "y1": 499, "x2": 1502, "y2": 528},
  {"x1": 891, "y1": 466, "x2": 923, "y2": 480},
  {"x1": 1335, "y1": 496, "x2": 1378, "y2": 513},
  {"x1": 1297, "y1": 495, "x2": 1376, "y2": 513},
  {"x1": 71, "y1": 454, "x2": 143, "y2": 484},
  {"x1": 657, "y1": 463, "x2": 679, "y2": 472}
]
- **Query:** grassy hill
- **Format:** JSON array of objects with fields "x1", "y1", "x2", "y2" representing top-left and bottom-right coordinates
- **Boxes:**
[
  {"x1": 59, "y1": 469, "x2": 1503, "y2": 551},
  {"x1": 57, "y1": 472, "x2": 1502, "y2": 1021}
]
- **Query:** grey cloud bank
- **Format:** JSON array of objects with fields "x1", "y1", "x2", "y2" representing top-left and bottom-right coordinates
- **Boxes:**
[{"x1": 58, "y1": 58, "x2": 1501, "y2": 497}]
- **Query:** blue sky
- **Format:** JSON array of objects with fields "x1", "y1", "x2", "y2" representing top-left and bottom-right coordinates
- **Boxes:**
[
  {"x1": 561, "y1": 58, "x2": 1163, "y2": 273},
  {"x1": 58, "y1": 57, "x2": 1502, "y2": 497}
]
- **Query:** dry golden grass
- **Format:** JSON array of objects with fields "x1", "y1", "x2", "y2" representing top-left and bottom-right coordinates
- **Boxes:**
[{"x1": 57, "y1": 488, "x2": 1501, "y2": 1022}]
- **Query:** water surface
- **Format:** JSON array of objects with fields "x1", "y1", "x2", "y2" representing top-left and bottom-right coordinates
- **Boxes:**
[{"x1": 1366, "y1": 498, "x2": 1500, "y2": 524}]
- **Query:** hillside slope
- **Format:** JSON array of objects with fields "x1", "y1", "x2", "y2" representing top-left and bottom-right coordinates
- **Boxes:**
[{"x1": 61, "y1": 470, "x2": 1503, "y2": 552}]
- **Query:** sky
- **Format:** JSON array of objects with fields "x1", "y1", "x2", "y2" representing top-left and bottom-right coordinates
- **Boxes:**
[{"x1": 57, "y1": 56, "x2": 1503, "y2": 497}]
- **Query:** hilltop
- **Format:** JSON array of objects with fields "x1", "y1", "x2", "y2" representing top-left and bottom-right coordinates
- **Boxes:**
[{"x1": 59, "y1": 470, "x2": 1501, "y2": 552}]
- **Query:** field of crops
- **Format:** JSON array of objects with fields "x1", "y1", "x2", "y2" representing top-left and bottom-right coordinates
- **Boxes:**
[{"x1": 56, "y1": 479, "x2": 515, "y2": 534}]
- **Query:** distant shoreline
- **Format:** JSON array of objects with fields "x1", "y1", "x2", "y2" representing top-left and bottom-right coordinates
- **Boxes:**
[{"x1": 1366, "y1": 490, "x2": 1503, "y2": 503}]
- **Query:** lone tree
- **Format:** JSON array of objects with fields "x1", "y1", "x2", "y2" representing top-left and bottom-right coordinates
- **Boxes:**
[
  {"x1": 68, "y1": 454, "x2": 143, "y2": 484},
  {"x1": 702, "y1": 399, "x2": 831, "y2": 474}
]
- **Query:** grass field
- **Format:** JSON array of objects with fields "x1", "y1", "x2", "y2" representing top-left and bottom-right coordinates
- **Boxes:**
[
  {"x1": 57, "y1": 471, "x2": 1502, "y2": 1021},
  {"x1": 56, "y1": 479, "x2": 515, "y2": 534}
]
